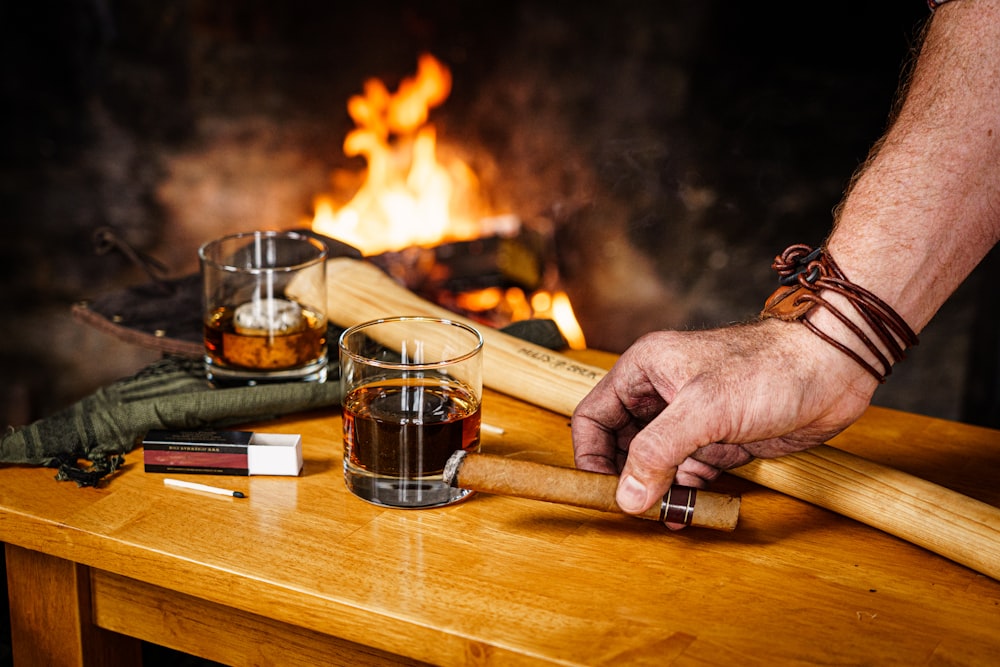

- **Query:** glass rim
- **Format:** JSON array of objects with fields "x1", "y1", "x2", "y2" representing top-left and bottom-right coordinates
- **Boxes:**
[
  {"x1": 338, "y1": 316, "x2": 484, "y2": 370},
  {"x1": 198, "y1": 230, "x2": 328, "y2": 273}
]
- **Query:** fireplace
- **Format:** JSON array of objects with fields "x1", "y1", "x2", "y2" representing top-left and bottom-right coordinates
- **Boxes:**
[{"x1": 3, "y1": 0, "x2": 993, "y2": 431}]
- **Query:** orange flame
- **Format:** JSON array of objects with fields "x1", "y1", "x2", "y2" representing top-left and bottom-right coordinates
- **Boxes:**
[
  {"x1": 534, "y1": 290, "x2": 587, "y2": 350},
  {"x1": 455, "y1": 287, "x2": 587, "y2": 350},
  {"x1": 309, "y1": 54, "x2": 586, "y2": 349},
  {"x1": 310, "y1": 54, "x2": 482, "y2": 255}
]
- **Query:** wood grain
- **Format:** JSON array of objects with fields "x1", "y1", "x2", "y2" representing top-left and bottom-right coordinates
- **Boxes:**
[
  {"x1": 5, "y1": 544, "x2": 142, "y2": 667},
  {"x1": 729, "y1": 445, "x2": 1000, "y2": 583},
  {"x1": 0, "y1": 348, "x2": 997, "y2": 665}
]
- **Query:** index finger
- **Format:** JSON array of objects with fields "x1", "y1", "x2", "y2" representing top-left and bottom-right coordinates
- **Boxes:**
[
  {"x1": 615, "y1": 377, "x2": 729, "y2": 513},
  {"x1": 571, "y1": 367, "x2": 666, "y2": 475}
]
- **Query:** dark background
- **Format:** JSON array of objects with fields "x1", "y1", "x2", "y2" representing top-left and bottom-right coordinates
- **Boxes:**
[
  {"x1": 1, "y1": 1, "x2": 998, "y2": 663},
  {"x1": 9, "y1": 1, "x2": 982, "y2": 427}
]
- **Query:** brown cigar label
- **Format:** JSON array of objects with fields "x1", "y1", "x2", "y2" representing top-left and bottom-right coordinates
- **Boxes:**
[{"x1": 444, "y1": 451, "x2": 740, "y2": 531}]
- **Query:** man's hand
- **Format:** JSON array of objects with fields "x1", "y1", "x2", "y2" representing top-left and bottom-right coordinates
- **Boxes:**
[{"x1": 571, "y1": 318, "x2": 876, "y2": 516}]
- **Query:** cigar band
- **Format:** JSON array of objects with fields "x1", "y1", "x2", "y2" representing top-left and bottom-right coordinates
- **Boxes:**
[{"x1": 660, "y1": 486, "x2": 696, "y2": 525}]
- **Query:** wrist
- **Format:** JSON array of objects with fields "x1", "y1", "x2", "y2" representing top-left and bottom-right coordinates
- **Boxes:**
[
  {"x1": 760, "y1": 244, "x2": 918, "y2": 384},
  {"x1": 764, "y1": 315, "x2": 881, "y2": 402},
  {"x1": 803, "y1": 292, "x2": 896, "y2": 388}
]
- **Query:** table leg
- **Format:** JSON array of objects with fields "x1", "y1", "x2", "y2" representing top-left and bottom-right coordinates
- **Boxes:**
[{"x1": 5, "y1": 544, "x2": 142, "y2": 667}]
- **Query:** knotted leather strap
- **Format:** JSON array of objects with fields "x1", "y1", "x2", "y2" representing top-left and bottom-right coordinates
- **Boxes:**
[{"x1": 761, "y1": 244, "x2": 919, "y2": 383}]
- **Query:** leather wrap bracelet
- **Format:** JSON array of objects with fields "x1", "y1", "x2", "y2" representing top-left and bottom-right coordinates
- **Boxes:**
[{"x1": 760, "y1": 244, "x2": 919, "y2": 383}]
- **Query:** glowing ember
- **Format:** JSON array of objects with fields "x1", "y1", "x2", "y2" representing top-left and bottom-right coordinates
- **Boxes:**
[
  {"x1": 546, "y1": 292, "x2": 587, "y2": 350},
  {"x1": 455, "y1": 287, "x2": 586, "y2": 350}
]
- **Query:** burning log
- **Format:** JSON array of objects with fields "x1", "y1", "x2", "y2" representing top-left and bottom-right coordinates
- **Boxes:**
[
  {"x1": 309, "y1": 217, "x2": 568, "y2": 334},
  {"x1": 362, "y1": 222, "x2": 552, "y2": 329}
]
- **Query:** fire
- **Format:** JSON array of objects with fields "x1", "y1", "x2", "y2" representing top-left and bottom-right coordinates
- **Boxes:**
[
  {"x1": 455, "y1": 287, "x2": 587, "y2": 350},
  {"x1": 310, "y1": 54, "x2": 482, "y2": 255},
  {"x1": 535, "y1": 291, "x2": 587, "y2": 350},
  {"x1": 309, "y1": 53, "x2": 586, "y2": 350}
]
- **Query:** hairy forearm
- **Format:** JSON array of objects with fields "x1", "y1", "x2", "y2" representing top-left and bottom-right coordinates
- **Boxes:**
[{"x1": 828, "y1": 0, "x2": 1000, "y2": 333}]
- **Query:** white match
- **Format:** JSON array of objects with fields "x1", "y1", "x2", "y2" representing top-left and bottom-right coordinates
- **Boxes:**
[{"x1": 164, "y1": 478, "x2": 246, "y2": 498}]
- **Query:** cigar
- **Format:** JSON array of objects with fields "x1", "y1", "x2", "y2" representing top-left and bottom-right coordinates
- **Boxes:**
[{"x1": 444, "y1": 451, "x2": 740, "y2": 531}]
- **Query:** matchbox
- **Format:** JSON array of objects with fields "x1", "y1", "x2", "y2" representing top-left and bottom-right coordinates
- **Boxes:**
[{"x1": 142, "y1": 429, "x2": 303, "y2": 476}]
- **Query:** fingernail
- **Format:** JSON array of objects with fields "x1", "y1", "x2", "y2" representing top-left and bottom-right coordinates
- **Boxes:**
[{"x1": 617, "y1": 474, "x2": 647, "y2": 513}]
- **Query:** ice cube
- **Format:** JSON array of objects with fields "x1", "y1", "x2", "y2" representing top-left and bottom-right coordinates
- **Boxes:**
[{"x1": 233, "y1": 298, "x2": 304, "y2": 335}]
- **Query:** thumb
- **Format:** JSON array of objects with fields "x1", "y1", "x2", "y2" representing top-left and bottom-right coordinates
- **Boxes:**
[{"x1": 615, "y1": 384, "x2": 717, "y2": 514}]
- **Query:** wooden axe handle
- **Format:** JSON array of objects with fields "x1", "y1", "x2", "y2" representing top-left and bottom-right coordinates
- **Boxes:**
[
  {"x1": 728, "y1": 445, "x2": 1000, "y2": 580},
  {"x1": 325, "y1": 257, "x2": 1000, "y2": 580},
  {"x1": 326, "y1": 257, "x2": 604, "y2": 416}
]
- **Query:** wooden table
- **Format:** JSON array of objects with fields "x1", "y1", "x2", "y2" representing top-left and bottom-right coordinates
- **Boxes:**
[{"x1": 2, "y1": 350, "x2": 999, "y2": 666}]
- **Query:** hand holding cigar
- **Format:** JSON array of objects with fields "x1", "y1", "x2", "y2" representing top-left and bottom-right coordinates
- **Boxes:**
[
  {"x1": 444, "y1": 451, "x2": 740, "y2": 531},
  {"x1": 327, "y1": 258, "x2": 1000, "y2": 578}
]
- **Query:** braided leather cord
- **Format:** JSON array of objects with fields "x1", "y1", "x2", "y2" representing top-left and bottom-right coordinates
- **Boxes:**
[{"x1": 761, "y1": 244, "x2": 919, "y2": 383}]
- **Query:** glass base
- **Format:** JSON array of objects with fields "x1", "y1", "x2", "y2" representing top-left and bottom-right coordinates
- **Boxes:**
[
  {"x1": 205, "y1": 355, "x2": 329, "y2": 386},
  {"x1": 345, "y1": 467, "x2": 474, "y2": 509}
]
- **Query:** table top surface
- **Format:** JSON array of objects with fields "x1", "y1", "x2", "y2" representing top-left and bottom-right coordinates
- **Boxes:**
[{"x1": 1, "y1": 349, "x2": 999, "y2": 666}]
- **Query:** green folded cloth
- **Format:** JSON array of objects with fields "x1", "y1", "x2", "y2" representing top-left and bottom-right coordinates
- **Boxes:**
[
  {"x1": 1, "y1": 319, "x2": 566, "y2": 486},
  {"x1": 1, "y1": 355, "x2": 341, "y2": 485}
]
